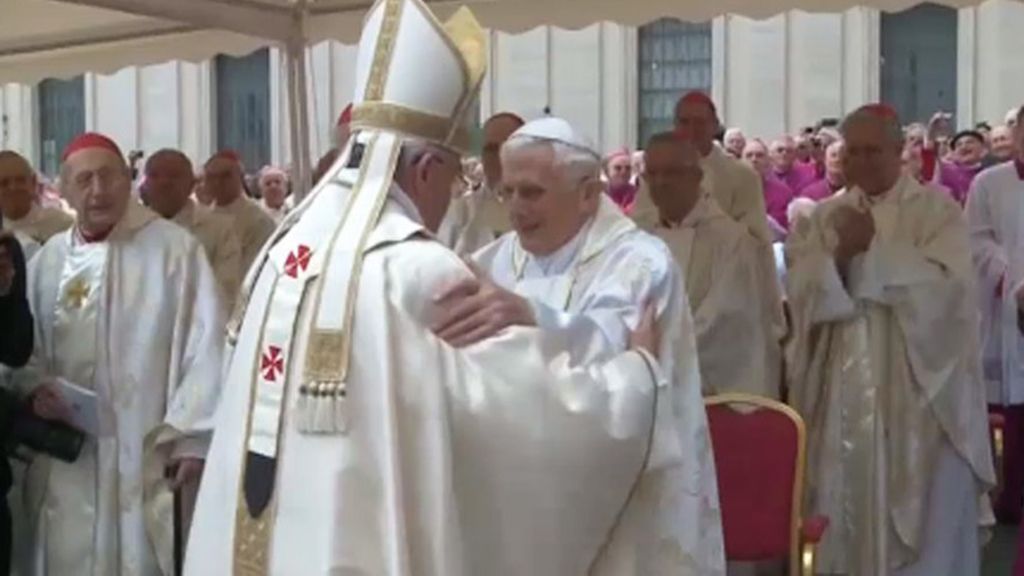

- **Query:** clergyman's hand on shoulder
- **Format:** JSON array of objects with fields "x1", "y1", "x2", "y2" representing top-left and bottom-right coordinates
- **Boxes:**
[{"x1": 431, "y1": 261, "x2": 535, "y2": 348}]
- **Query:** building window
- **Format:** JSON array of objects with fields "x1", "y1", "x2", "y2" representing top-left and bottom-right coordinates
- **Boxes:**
[
  {"x1": 638, "y1": 19, "x2": 712, "y2": 147},
  {"x1": 881, "y1": 3, "x2": 958, "y2": 124},
  {"x1": 37, "y1": 76, "x2": 85, "y2": 177},
  {"x1": 215, "y1": 49, "x2": 271, "y2": 171}
]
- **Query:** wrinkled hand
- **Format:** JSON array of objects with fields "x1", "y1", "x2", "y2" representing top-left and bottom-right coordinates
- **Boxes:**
[
  {"x1": 168, "y1": 458, "x2": 204, "y2": 491},
  {"x1": 32, "y1": 384, "x2": 72, "y2": 423},
  {"x1": 431, "y1": 262, "x2": 536, "y2": 348},
  {"x1": 629, "y1": 303, "x2": 660, "y2": 358},
  {"x1": 832, "y1": 205, "x2": 875, "y2": 264}
]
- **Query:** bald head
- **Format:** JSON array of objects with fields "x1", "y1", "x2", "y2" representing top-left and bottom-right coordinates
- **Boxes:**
[
  {"x1": 646, "y1": 132, "x2": 701, "y2": 165},
  {"x1": 482, "y1": 113, "x2": 525, "y2": 189},
  {"x1": 0, "y1": 151, "x2": 37, "y2": 221},
  {"x1": 824, "y1": 140, "x2": 846, "y2": 182},
  {"x1": 841, "y1": 105, "x2": 904, "y2": 196},
  {"x1": 674, "y1": 94, "x2": 720, "y2": 156},
  {"x1": 643, "y1": 132, "x2": 704, "y2": 224},
  {"x1": 142, "y1": 149, "x2": 195, "y2": 219},
  {"x1": 742, "y1": 139, "x2": 770, "y2": 174},
  {"x1": 769, "y1": 136, "x2": 797, "y2": 172},
  {"x1": 989, "y1": 125, "x2": 1015, "y2": 161},
  {"x1": 203, "y1": 154, "x2": 244, "y2": 206}
]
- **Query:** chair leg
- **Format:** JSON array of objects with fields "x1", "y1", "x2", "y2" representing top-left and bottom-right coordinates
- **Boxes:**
[{"x1": 800, "y1": 543, "x2": 816, "y2": 576}]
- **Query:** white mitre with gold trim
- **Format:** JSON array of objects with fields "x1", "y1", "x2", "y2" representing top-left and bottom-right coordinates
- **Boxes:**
[
  {"x1": 349, "y1": 0, "x2": 486, "y2": 153},
  {"x1": 289, "y1": 0, "x2": 486, "y2": 434}
]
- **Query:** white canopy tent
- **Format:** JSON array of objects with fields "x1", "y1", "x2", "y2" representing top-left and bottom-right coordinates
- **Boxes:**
[
  {"x1": 1, "y1": 0, "x2": 1016, "y2": 192},
  {"x1": 1, "y1": 0, "x2": 1011, "y2": 84}
]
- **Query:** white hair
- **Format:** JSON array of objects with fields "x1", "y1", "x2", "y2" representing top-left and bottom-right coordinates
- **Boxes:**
[
  {"x1": 1006, "y1": 107, "x2": 1020, "y2": 126},
  {"x1": 787, "y1": 197, "x2": 818, "y2": 225},
  {"x1": 500, "y1": 135, "x2": 601, "y2": 187}
]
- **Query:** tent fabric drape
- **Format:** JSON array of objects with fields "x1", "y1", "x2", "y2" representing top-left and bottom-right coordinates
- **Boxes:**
[{"x1": 2, "y1": 0, "x2": 1018, "y2": 85}]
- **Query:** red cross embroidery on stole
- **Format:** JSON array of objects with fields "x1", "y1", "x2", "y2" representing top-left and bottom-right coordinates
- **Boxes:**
[
  {"x1": 261, "y1": 345, "x2": 285, "y2": 382},
  {"x1": 284, "y1": 244, "x2": 312, "y2": 279}
]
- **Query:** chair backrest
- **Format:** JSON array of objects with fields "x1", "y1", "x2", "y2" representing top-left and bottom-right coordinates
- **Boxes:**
[{"x1": 706, "y1": 393, "x2": 806, "y2": 563}]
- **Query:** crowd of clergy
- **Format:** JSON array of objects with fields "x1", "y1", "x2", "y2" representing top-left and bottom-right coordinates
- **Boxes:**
[{"x1": 1, "y1": 1, "x2": 1024, "y2": 574}]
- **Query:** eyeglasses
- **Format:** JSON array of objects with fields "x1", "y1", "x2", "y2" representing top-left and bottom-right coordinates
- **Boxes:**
[{"x1": 497, "y1": 175, "x2": 594, "y2": 204}]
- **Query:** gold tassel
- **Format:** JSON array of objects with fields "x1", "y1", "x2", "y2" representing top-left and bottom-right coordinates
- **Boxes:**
[
  {"x1": 297, "y1": 382, "x2": 349, "y2": 435},
  {"x1": 296, "y1": 385, "x2": 313, "y2": 433},
  {"x1": 333, "y1": 386, "x2": 349, "y2": 434}
]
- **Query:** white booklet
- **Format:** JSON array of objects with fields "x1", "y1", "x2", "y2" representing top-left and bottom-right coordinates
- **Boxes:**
[{"x1": 55, "y1": 378, "x2": 99, "y2": 436}]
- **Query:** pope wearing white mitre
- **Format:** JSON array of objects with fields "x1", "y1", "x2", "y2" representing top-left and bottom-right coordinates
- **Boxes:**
[
  {"x1": 13, "y1": 132, "x2": 225, "y2": 576},
  {"x1": 785, "y1": 104, "x2": 994, "y2": 575},
  {"x1": 433, "y1": 117, "x2": 724, "y2": 573},
  {"x1": 185, "y1": 1, "x2": 673, "y2": 575}
]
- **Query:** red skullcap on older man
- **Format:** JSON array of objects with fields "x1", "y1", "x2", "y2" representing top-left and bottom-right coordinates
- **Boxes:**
[{"x1": 62, "y1": 132, "x2": 123, "y2": 162}]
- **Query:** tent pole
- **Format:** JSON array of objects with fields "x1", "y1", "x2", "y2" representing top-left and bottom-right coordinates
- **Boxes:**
[{"x1": 286, "y1": 1, "x2": 312, "y2": 201}]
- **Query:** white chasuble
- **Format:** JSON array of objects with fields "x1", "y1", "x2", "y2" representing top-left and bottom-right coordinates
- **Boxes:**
[
  {"x1": 633, "y1": 146, "x2": 787, "y2": 344},
  {"x1": 172, "y1": 199, "x2": 244, "y2": 313},
  {"x1": 17, "y1": 202, "x2": 226, "y2": 576},
  {"x1": 650, "y1": 196, "x2": 781, "y2": 397},
  {"x1": 436, "y1": 185, "x2": 506, "y2": 256},
  {"x1": 965, "y1": 162, "x2": 1024, "y2": 405},
  {"x1": 632, "y1": 145, "x2": 771, "y2": 245},
  {"x1": 474, "y1": 195, "x2": 725, "y2": 576},
  {"x1": 785, "y1": 175, "x2": 995, "y2": 575},
  {"x1": 185, "y1": 146, "x2": 667, "y2": 574},
  {"x1": 1, "y1": 204, "x2": 74, "y2": 246},
  {"x1": 211, "y1": 195, "x2": 277, "y2": 276}
]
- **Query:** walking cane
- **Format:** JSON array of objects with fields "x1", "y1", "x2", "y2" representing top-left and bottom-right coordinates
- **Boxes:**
[
  {"x1": 174, "y1": 486, "x2": 183, "y2": 576},
  {"x1": 166, "y1": 464, "x2": 183, "y2": 576}
]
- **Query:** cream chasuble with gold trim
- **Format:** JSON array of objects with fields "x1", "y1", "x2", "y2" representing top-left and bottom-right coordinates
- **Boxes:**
[{"x1": 17, "y1": 202, "x2": 225, "y2": 576}]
